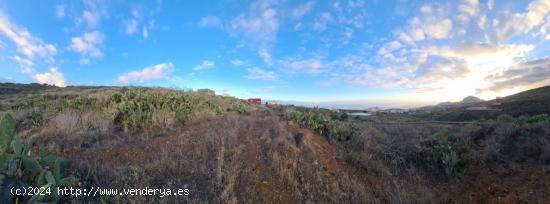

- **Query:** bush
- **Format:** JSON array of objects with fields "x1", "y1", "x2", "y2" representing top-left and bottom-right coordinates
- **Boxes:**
[
  {"x1": 288, "y1": 109, "x2": 358, "y2": 141},
  {"x1": 103, "y1": 88, "x2": 235, "y2": 132},
  {"x1": 429, "y1": 129, "x2": 470, "y2": 178},
  {"x1": 514, "y1": 114, "x2": 550, "y2": 126},
  {"x1": 8, "y1": 87, "x2": 249, "y2": 133},
  {"x1": 21, "y1": 108, "x2": 43, "y2": 129},
  {"x1": 497, "y1": 114, "x2": 514, "y2": 123}
]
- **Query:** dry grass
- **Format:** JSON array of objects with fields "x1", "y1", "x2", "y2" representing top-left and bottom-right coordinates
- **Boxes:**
[{"x1": 19, "y1": 105, "x2": 550, "y2": 203}]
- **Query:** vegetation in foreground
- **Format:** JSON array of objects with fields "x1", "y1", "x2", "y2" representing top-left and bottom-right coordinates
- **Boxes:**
[
  {"x1": 1, "y1": 113, "x2": 79, "y2": 203},
  {"x1": 0, "y1": 83, "x2": 549, "y2": 203}
]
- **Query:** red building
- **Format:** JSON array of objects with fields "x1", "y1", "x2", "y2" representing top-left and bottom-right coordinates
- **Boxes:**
[{"x1": 247, "y1": 98, "x2": 261, "y2": 104}]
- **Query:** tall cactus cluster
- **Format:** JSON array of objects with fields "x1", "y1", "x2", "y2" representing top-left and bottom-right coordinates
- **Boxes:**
[{"x1": 0, "y1": 113, "x2": 78, "y2": 204}]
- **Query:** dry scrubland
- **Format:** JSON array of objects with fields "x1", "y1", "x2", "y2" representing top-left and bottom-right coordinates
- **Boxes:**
[{"x1": 1, "y1": 84, "x2": 550, "y2": 203}]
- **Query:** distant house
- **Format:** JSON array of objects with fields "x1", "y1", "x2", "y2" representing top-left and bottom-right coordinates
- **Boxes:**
[
  {"x1": 466, "y1": 106, "x2": 489, "y2": 111},
  {"x1": 385, "y1": 108, "x2": 407, "y2": 113},
  {"x1": 466, "y1": 106, "x2": 500, "y2": 111},
  {"x1": 248, "y1": 98, "x2": 261, "y2": 104},
  {"x1": 197, "y1": 89, "x2": 215, "y2": 96}
]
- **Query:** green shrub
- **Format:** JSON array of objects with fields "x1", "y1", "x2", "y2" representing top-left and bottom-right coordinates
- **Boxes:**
[
  {"x1": 229, "y1": 101, "x2": 248, "y2": 114},
  {"x1": 497, "y1": 114, "x2": 514, "y2": 123},
  {"x1": 21, "y1": 108, "x2": 43, "y2": 128},
  {"x1": 514, "y1": 114, "x2": 550, "y2": 126},
  {"x1": 429, "y1": 130, "x2": 469, "y2": 178},
  {"x1": 7, "y1": 87, "x2": 249, "y2": 133},
  {"x1": 101, "y1": 88, "x2": 240, "y2": 132},
  {"x1": 0, "y1": 113, "x2": 79, "y2": 203},
  {"x1": 288, "y1": 109, "x2": 357, "y2": 141}
]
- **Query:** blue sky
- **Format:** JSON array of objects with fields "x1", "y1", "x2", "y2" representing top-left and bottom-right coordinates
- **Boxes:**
[{"x1": 1, "y1": 0, "x2": 550, "y2": 108}]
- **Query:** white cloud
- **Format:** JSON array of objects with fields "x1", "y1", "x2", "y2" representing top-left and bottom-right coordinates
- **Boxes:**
[
  {"x1": 340, "y1": 65, "x2": 411, "y2": 88},
  {"x1": 425, "y1": 19, "x2": 453, "y2": 39},
  {"x1": 416, "y1": 58, "x2": 470, "y2": 85},
  {"x1": 0, "y1": 11, "x2": 57, "y2": 60},
  {"x1": 199, "y1": 15, "x2": 222, "y2": 28},
  {"x1": 123, "y1": 6, "x2": 143, "y2": 36},
  {"x1": 330, "y1": 1, "x2": 368, "y2": 30},
  {"x1": 82, "y1": 10, "x2": 100, "y2": 28},
  {"x1": 494, "y1": 0, "x2": 550, "y2": 40},
  {"x1": 124, "y1": 19, "x2": 138, "y2": 35},
  {"x1": 68, "y1": 31, "x2": 104, "y2": 64},
  {"x1": 122, "y1": 6, "x2": 158, "y2": 39},
  {"x1": 142, "y1": 26, "x2": 149, "y2": 38},
  {"x1": 539, "y1": 20, "x2": 550, "y2": 40},
  {"x1": 118, "y1": 62, "x2": 174, "y2": 83},
  {"x1": 0, "y1": 10, "x2": 57, "y2": 75},
  {"x1": 341, "y1": 27, "x2": 354, "y2": 45},
  {"x1": 229, "y1": 2, "x2": 279, "y2": 48},
  {"x1": 280, "y1": 58, "x2": 324, "y2": 74},
  {"x1": 291, "y1": 1, "x2": 314, "y2": 19},
  {"x1": 56, "y1": 5, "x2": 66, "y2": 19},
  {"x1": 12, "y1": 56, "x2": 34, "y2": 73},
  {"x1": 34, "y1": 68, "x2": 67, "y2": 87},
  {"x1": 398, "y1": 6, "x2": 454, "y2": 43},
  {"x1": 231, "y1": 59, "x2": 247, "y2": 66},
  {"x1": 483, "y1": 57, "x2": 550, "y2": 92},
  {"x1": 258, "y1": 49, "x2": 273, "y2": 65},
  {"x1": 75, "y1": 0, "x2": 109, "y2": 29},
  {"x1": 192, "y1": 60, "x2": 215, "y2": 71},
  {"x1": 313, "y1": 12, "x2": 333, "y2": 31},
  {"x1": 377, "y1": 40, "x2": 403, "y2": 57},
  {"x1": 246, "y1": 67, "x2": 277, "y2": 80},
  {"x1": 455, "y1": 0, "x2": 479, "y2": 24},
  {"x1": 425, "y1": 43, "x2": 534, "y2": 60}
]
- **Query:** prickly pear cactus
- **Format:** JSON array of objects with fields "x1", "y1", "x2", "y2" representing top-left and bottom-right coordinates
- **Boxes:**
[
  {"x1": 0, "y1": 113, "x2": 79, "y2": 203},
  {"x1": 0, "y1": 114, "x2": 15, "y2": 154}
]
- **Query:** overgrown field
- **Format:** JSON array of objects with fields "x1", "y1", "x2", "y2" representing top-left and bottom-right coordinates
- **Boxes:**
[
  {"x1": 0, "y1": 84, "x2": 549, "y2": 203},
  {"x1": 1, "y1": 86, "x2": 251, "y2": 133},
  {"x1": 285, "y1": 107, "x2": 550, "y2": 202}
]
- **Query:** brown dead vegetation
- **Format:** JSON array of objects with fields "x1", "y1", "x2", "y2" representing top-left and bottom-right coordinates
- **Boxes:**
[{"x1": 8, "y1": 105, "x2": 549, "y2": 203}]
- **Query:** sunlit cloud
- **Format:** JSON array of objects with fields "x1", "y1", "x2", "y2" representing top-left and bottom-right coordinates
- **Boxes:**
[
  {"x1": 34, "y1": 68, "x2": 67, "y2": 87},
  {"x1": 482, "y1": 57, "x2": 550, "y2": 92},
  {"x1": 0, "y1": 10, "x2": 57, "y2": 60},
  {"x1": 68, "y1": 31, "x2": 104, "y2": 64},
  {"x1": 118, "y1": 62, "x2": 175, "y2": 83}
]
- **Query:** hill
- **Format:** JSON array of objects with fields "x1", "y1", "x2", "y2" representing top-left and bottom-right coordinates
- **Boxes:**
[
  {"x1": 494, "y1": 85, "x2": 550, "y2": 116},
  {"x1": 417, "y1": 85, "x2": 550, "y2": 121},
  {"x1": 0, "y1": 82, "x2": 55, "y2": 94},
  {"x1": 417, "y1": 95, "x2": 485, "y2": 113},
  {"x1": 461, "y1": 96, "x2": 484, "y2": 103}
]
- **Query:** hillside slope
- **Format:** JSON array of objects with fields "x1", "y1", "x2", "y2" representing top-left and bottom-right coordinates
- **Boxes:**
[
  {"x1": 419, "y1": 85, "x2": 550, "y2": 121},
  {"x1": 494, "y1": 85, "x2": 550, "y2": 116}
]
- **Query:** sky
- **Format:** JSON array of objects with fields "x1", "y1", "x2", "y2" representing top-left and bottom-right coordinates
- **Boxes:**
[{"x1": 1, "y1": 0, "x2": 550, "y2": 108}]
